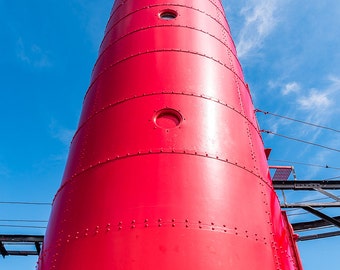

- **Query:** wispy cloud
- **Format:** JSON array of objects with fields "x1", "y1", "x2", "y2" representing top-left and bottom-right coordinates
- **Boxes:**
[
  {"x1": 297, "y1": 76, "x2": 340, "y2": 114},
  {"x1": 281, "y1": 82, "x2": 300, "y2": 96},
  {"x1": 73, "y1": 0, "x2": 112, "y2": 49},
  {"x1": 236, "y1": 0, "x2": 280, "y2": 59},
  {"x1": 298, "y1": 89, "x2": 332, "y2": 111},
  {"x1": 16, "y1": 38, "x2": 52, "y2": 68},
  {"x1": 49, "y1": 119, "x2": 74, "y2": 147}
]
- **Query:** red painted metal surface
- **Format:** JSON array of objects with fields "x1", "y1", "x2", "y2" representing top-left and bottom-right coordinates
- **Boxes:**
[{"x1": 38, "y1": 0, "x2": 303, "y2": 269}]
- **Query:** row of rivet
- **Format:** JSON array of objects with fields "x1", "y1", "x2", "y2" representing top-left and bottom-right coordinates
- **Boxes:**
[
  {"x1": 41, "y1": 222, "x2": 273, "y2": 268},
  {"x1": 87, "y1": 47, "x2": 248, "y2": 108},
  {"x1": 102, "y1": 2, "x2": 229, "y2": 53},
  {"x1": 92, "y1": 23, "x2": 240, "y2": 84},
  {"x1": 227, "y1": 44, "x2": 260, "y2": 176},
  {"x1": 55, "y1": 220, "x2": 270, "y2": 245},
  {"x1": 75, "y1": 90, "x2": 260, "y2": 143},
  {"x1": 227, "y1": 45, "x2": 260, "y2": 176},
  {"x1": 104, "y1": 0, "x2": 227, "y2": 40},
  {"x1": 53, "y1": 148, "x2": 273, "y2": 202}
]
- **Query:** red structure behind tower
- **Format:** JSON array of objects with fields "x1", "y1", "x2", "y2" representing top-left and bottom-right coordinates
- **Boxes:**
[{"x1": 38, "y1": 0, "x2": 303, "y2": 269}]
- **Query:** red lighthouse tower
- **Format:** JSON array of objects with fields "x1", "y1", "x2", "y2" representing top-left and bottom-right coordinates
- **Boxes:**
[{"x1": 38, "y1": 0, "x2": 303, "y2": 269}]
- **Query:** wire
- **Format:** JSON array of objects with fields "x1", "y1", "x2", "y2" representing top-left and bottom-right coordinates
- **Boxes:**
[
  {"x1": 256, "y1": 109, "x2": 340, "y2": 133},
  {"x1": 325, "y1": 175, "x2": 340, "y2": 180},
  {"x1": 0, "y1": 219, "x2": 48, "y2": 223},
  {"x1": 0, "y1": 225, "x2": 47, "y2": 229},
  {"x1": 269, "y1": 159, "x2": 340, "y2": 170},
  {"x1": 0, "y1": 201, "x2": 51, "y2": 206},
  {"x1": 261, "y1": 130, "x2": 340, "y2": 153}
]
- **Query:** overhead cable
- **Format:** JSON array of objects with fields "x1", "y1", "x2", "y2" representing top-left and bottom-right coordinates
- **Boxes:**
[
  {"x1": 0, "y1": 201, "x2": 51, "y2": 206},
  {"x1": 0, "y1": 219, "x2": 48, "y2": 223},
  {"x1": 0, "y1": 225, "x2": 47, "y2": 229},
  {"x1": 261, "y1": 130, "x2": 340, "y2": 153},
  {"x1": 325, "y1": 175, "x2": 340, "y2": 180},
  {"x1": 256, "y1": 109, "x2": 340, "y2": 133},
  {"x1": 269, "y1": 159, "x2": 340, "y2": 170}
]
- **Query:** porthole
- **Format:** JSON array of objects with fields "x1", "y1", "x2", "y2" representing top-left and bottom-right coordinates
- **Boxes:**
[
  {"x1": 159, "y1": 10, "x2": 178, "y2": 20},
  {"x1": 154, "y1": 108, "x2": 182, "y2": 129}
]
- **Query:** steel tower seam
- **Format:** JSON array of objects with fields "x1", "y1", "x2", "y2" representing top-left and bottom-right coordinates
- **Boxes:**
[{"x1": 74, "y1": 92, "x2": 261, "y2": 143}]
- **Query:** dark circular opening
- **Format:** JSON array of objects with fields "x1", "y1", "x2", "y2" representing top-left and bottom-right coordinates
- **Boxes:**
[
  {"x1": 159, "y1": 10, "x2": 178, "y2": 20},
  {"x1": 154, "y1": 109, "x2": 182, "y2": 129}
]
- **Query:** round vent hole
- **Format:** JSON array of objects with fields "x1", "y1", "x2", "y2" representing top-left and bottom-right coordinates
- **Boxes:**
[
  {"x1": 154, "y1": 109, "x2": 182, "y2": 129},
  {"x1": 159, "y1": 10, "x2": 178, "y2": 20}
]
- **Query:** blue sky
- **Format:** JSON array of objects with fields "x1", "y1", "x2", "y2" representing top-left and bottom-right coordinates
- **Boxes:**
[{"x1": 0, "y1": 0, "x2": 339, "y2": 269}]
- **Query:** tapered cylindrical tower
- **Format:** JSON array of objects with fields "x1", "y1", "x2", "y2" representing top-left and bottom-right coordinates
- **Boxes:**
[{"x1": 38, "y1": 0, "x2": 303, "y2": 269}]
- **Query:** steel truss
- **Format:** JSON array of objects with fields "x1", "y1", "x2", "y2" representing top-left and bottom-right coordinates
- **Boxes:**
[
  {"x1": 0, "y1": 235, "x2": 43, "y2": 257},
  {"x1": 273, "y1": 180, "x2": 340, "y2": 241}
]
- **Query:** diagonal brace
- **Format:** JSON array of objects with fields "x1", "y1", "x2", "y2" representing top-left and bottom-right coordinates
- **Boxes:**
[
  {"x1": 302, "y1": 206, "x2": 340, "y2": 229},
  {"x1": 313, "y1": 187, "x2": 340, "y2": 202}
]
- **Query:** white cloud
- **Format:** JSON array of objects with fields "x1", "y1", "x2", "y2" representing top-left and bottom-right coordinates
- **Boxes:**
[
  {"x1": 236, "y1": 0, "x2": 280, "y2": 59},
  {"x1": 281, "y1": 82, "x2": 300, "y2": 96},
  {"x1": 298, "y1": 89, "x2": 332, "y2": 111},
  {"x1": 16, "y1": 38, "x2": 52, "y2": 68}
]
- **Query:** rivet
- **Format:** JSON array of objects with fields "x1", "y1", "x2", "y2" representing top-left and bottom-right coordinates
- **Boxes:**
[
  {"x1": 145, "y1": 224, "x2": 149, "y2": 227},
  {"x1": 172, "y1": 224, "x2": 175, "y2": 227},
  {"x1": 144, "y1": 219, "x2": 148, "y2": 222},
  {"x1": 172, "y1": 219, "x2": 175, "y2": 222},
  {"x1": 158, "y1": 218, "x2": 162, "y2": 222}
]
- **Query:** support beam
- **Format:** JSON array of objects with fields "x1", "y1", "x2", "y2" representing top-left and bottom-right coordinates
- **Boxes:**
[
  {"x1": 313, "y1": 187, "x2": 340, "y2": 202},
  {"x1": 0, "y1": 241, "x2": 8, "y2": 258},
  {"x1": 292, "y1": 216, "x2": 340, "y2": 231},
  {"x1": 301, "y1": 206, "x2": 340, "y2": 229},
  {"x1": 273, "y1": 180, "x2": 340, "y2": 190},
  {"x1": 0, "y1": 235, "x2": 44, "y2": 243},
  {"x1": 6, "y1": 251, "x2": 38, "y2": 256},
  {"x1": 281, "y1": 202, "x2": 340, "y2": 208},
  {"x1": 298, "y1": 231, "x2": 340, "y2": 242},
  {"x1": 0, "y1": 235, "x2": 43, "y2": 257}
]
